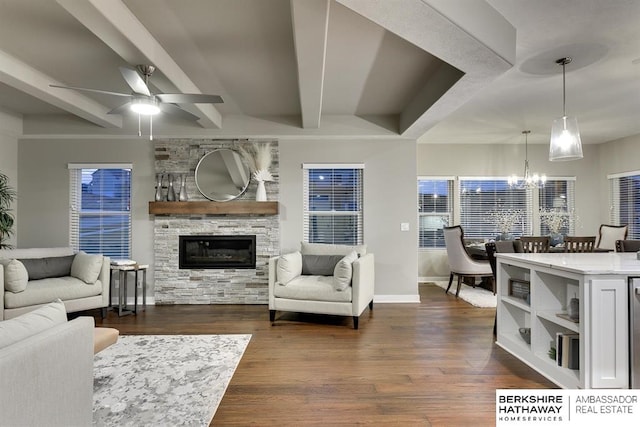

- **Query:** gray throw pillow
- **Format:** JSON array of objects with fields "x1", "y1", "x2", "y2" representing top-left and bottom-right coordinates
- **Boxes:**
[
  {"x1": 18, "y1": 255, "x2": 75, "y2": 280},
  {"x1": 301, "y1": 255, "x2": 344, "y2": 276}
]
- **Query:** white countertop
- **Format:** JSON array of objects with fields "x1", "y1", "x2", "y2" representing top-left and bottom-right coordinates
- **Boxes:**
[{"x1": 496, "y1": 252, "x2": 640, "y2": 275}]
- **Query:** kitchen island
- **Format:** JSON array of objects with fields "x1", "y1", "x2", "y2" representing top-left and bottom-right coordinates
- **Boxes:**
[{"x1": 496, "y1": 252, "x2": 637, "y2": 389}]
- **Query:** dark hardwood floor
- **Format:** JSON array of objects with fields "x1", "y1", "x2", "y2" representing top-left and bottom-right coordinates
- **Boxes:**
[{"x1": 93, "y1": 283, "x2": 555, "y2": 426}]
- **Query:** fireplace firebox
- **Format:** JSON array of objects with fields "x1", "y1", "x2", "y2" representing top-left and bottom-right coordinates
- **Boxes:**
[{"x1": 179, "y1": 235, "x2": 256, "y2": 269}]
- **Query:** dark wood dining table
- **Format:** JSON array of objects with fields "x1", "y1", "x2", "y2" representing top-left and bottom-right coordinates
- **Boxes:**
[{"x1": 464, "y1": 241, "x2": 611, "y2": 260}]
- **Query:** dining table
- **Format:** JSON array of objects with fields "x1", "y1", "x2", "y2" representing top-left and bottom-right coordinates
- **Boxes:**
[{"x1": 464, "y1": 241, "x2": 611, "y2": 260}]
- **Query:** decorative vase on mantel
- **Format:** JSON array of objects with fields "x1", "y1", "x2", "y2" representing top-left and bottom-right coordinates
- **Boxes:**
[
  {"x1": 178, "y1": 174, "x2": 188, "y2": 202},
  {"x1": 255, "y1": 180, "x2": 267, "y2": 202},
  {"x1": 154, "y1": 173, "x2": 164, "y2": 201},
  {"x1": 253, "y1": 169, "x2": 272, "y2": 202},
  {"x1": 166, "y1": 174, "x2": 176, "y2": 202}
]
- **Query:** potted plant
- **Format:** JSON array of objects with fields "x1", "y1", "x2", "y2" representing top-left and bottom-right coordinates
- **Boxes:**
[{"x1": 0, "y1": 171, "x2": 16, "y2": 249}]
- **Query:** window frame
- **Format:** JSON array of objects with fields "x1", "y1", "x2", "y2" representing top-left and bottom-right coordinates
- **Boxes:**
[
  {"x1": 302, "y1": 163, "x2": 364, "y2": 245},
  {"x1": 68, "y1": 163, "x2": 132, "y2": 259},
  {"x1": 418, "y1": 176, "x2": 454, "y2": 250}
]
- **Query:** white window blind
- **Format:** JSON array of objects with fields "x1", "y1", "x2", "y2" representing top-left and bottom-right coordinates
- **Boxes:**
[
  {"x1": 418, "y1": 177, "x2": 454, "y2": 249},
  {"x1": 608, "y1": 170, "x2": 640, "y2": 239},
  {"x1": 303, "y1": 164, "x2": 364, "y2": 245},
  {"x1": 538, "y1": 178, "x2": 576, "y2": 235},
  {"x1": 69, "y1": 164, "x2": 132, "y2": 258},
  {"x1": 459, "y1": 178, "x2": 532, "y2": 239}
]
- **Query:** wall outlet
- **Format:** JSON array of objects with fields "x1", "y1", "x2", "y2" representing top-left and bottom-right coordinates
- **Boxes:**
[{"x1": 400, "y1": 223, "x2": 410, "y2": 231}]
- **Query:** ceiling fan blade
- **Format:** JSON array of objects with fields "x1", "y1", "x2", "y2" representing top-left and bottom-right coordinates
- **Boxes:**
[
  {"x1": 158, "y1": 103, "x2": 201, "y2": 121},
  {"x1": 107, "y1": 103, "x2": 132, "y2": 115},
  {"x1": 119, "y1": 66, "x2": 151, "y2": 96},
  {"x1": 49, "y1": 84, "x2": 131, "y2": 97},
  {"x1": 156, "y1": 93, "x2": 223, "y2": 104}
]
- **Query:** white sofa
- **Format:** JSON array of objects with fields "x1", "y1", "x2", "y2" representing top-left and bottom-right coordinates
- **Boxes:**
[
  {"x1": 0, "y1": 247, "x2": 110, "y2": 320},
  {"x1": 0, "y1": 300, "x2": 94, "y2": 426},
  {"x1": 269, "y1": 242, "x2": 375, "y2": 329}
]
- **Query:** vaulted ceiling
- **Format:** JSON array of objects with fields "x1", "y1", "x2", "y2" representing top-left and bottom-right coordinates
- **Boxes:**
[{"x1": 0, "y1": 0, "x2": 638, "y2": 146}]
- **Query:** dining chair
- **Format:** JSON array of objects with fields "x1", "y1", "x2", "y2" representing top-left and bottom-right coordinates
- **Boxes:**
[
  {"x1": 443, "y1": 226, "x2": 493, "y2": 297},
  {"x1": 563, "y1": 236, "x2": 596, "y2": 253},
  {"x1": 519, "y1": 236, "x2": 550, "y2": 253},
  {"x1": 596, "y1": 224, "x2": 628, "y2": 250},
  {"x1": 615, "y1": 239, "x2": 640, "y2": 252}
]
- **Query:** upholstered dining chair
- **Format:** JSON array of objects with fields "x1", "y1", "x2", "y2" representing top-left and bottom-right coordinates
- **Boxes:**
[
  {"x1": 443, "y1": 226, "x2": 493, "y2": 297},
  {"x1": 563, "y1": 236, "x2": 596, "y2": 253},
  {"x1": 519, "y1": 236, "x2": 550, "y2": 253},
  {"x1": 615, "y1": 239, "x2": 640, "y2": 252},
  {"x1": 597, "y1": 224, "x2": 628, "y2": 251}
]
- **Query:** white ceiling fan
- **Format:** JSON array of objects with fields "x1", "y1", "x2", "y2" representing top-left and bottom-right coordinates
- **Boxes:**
[{"x1": 50, "y1": 64, "x2": 223, "y2": 122}]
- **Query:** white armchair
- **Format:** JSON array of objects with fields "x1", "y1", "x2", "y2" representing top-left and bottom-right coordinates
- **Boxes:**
[{"x1": 268, "y1": 242, "x2": 375, "y2": 329}]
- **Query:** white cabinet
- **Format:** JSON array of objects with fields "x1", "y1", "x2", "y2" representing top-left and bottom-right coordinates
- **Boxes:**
[{"x1": 496, "y1": 253, "x2": 630, "y2": 389}]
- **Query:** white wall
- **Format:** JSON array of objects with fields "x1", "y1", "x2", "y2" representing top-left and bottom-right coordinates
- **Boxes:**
[
  {"x1": 15, "y1": 137, "x2": 420, "y2": 302},
  {"x1": 0, "y1": 110, "x2": 21, "y2": 247},
  {"x1": 16, "y1": 138, "x2": 156, "y2": 290},
  {"x1": 279, "y1": 139, "x2": 419, "y2": 301},
  {"x1": 416, "y1": 142, "x2": 601, "y2": 279}
]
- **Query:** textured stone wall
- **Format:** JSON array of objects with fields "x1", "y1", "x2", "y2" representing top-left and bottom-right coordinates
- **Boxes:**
[{"x1": 153, "y1": 139, "x2": 279, "y2": 304}]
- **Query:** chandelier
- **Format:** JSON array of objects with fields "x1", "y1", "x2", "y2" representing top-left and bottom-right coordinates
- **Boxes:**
[{"x1": 508, "y1": 130, "x2": 546, "y2": 189}]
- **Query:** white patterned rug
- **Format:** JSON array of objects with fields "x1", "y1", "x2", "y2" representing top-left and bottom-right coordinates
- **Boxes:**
[
  {"x1": 430, "y1": 281, "x2": 497, "y2": 308},
  {"x1": 93, "y1": 334, "x2": 251, "y2": 427}
]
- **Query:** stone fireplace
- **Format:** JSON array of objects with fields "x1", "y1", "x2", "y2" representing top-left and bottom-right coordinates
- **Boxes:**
[{"x1": 152, "y1": 139, "x2": 279, "y2": 304}]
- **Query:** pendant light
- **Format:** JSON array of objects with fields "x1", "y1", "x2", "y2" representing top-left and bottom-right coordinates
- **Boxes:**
[
  {"x1": 509, "y1": 130, "x2": 546, "y2": 189},
  {"x1": 549, "y1": 57, "x2": 583, "y2": 161}
]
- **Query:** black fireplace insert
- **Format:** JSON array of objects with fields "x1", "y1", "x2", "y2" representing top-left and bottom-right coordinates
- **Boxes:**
[{"x1": 179, "y1": 235, "x2": 256, "y2": 269}]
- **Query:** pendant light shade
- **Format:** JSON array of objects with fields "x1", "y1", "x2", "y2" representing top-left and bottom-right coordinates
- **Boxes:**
[
  {"x1": 549, "y1": 57, "x2": 583, "y2": 161},
  {"x1": 549, "y1": 115, "x2": 582, "y2": 160}
]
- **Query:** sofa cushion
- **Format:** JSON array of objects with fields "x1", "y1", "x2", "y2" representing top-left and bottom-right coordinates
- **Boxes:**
[
  {"x1": 4, "y1": 277, "x2": 103, "y2": 309},
  {"x1": 301, "y1": 254, "x2": 344, "y2": 276},
  {"x1": 300, "y1": 242, "x2": 367, "y2": 256},
  {"x1": 0, "y1": 259, "x2": 29, "y2": 293},
  {"x1": 71, "y1": 251, "x2": 103, "y2": 284},
  {"x1": 18, "y1": 255, "x2": 75, "y2": 280},
  {"x1": 0, "y1": 299, "x2": 67, "y2": 349},
  {"x1": 277, "y1": 251, "x2": 302, "y2": 285},
  {"x1": 333, "y1": 251, "x2": 358, "y2": 291},
  {"x1": 274, "y1": 275, "x2": 353, "y2": 302}
]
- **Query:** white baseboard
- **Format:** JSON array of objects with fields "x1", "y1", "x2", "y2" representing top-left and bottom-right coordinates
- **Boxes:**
[
  {"x1": 373, "y1": 294, "x2": 421, "y2": 303},
  {"x1": 419, "y1": 276, "x2": 448, "y2": 283}
]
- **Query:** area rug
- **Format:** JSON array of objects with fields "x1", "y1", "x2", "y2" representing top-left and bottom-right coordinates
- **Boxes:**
[
  {"x1": 430, "y1": 281, "x2": 497, "y2": 308},
  {"x1": 93, "y1": 334, "x2": 251, "y2": 427}
]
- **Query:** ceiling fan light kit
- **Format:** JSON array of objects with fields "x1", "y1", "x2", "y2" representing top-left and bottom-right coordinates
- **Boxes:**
[
  {"x1": 549, "y1": 57, "x2": 583, "y2": 161},
  {"x1": 130, "y1": 96, "x2": 160, "y2": 115}
]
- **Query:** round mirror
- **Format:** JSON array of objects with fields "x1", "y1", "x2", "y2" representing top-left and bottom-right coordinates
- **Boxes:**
[{"x1": 195, "y1": 149, "x2": 251, "y2": 202}]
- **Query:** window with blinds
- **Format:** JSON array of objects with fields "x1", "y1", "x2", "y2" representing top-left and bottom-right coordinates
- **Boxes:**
[
  {"x1": 608, "y1": 171, "x2": 640, "y2": 239},
  {"x1": 302, "y1": 164, "x2": 363, "y2": 245},
  {"x1": 459, "y1": 178, "x2": 532, "y2": 239},
  {"x1": 538, "y1": 178, "x2": 576, "y2": 235},
  {"x1": 69, "y1": 164, "x2": 132, "y2": 258},
  {"x1": 418, "y1": 177, "x2": 453, "y2": 249}
]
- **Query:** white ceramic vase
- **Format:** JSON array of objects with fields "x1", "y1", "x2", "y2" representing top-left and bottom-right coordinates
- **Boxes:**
[{"x1": 256, "y1": 180, "x2": 267, "y2": 201}]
